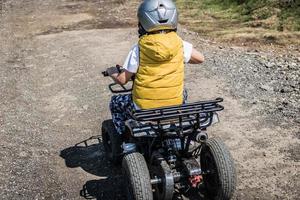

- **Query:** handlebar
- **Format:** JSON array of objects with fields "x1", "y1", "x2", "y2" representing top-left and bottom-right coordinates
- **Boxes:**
[
  {"x1": 102, "y1": 65, "x2": 133, "y2": 94},
  {"x1": 102, "y1": 71, "x2": 109, "y2": 77}
]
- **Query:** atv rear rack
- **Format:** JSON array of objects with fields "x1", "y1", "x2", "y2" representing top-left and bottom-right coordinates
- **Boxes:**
[
  {"x1": 133, "y1": 98, "x2": 224, "y2": 122},
  {"x1": 126, "y1": 98, "x2": 224, "y2": 137}
]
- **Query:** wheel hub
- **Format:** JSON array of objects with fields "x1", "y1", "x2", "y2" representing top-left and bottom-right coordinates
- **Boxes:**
[{"x1": 151, "y1": 153, "x2": 174, "y2": 200}]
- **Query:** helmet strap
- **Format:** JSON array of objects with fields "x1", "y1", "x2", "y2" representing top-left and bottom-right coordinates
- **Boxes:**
[{"x1": 138, "y1": 23, "x2": 148, "y2": 38}]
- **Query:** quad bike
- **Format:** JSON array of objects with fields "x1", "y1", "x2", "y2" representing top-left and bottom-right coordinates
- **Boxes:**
[{"x1": 101, "y1": 66, "x2": 236, "y2": 200}]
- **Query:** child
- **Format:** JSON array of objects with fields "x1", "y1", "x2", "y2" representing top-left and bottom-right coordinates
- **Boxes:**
[{"x1": 106, "y1": 0, "x2": 204, "y2": 134}]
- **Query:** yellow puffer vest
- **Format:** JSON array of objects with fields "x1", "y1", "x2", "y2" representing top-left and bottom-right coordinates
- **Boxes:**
[{"x1": 133, "y1": 32, "x2": 184, "y2": 109}]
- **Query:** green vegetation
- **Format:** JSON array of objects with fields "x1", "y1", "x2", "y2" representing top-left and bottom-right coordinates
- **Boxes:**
[{"x1": 176, "y1": 0, "x2": 300, "y2": 45}]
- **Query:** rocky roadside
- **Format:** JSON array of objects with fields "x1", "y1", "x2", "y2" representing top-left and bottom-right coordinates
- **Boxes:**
[{"x1": 180, "y1": 29, "x2": 299, "y2": 130}]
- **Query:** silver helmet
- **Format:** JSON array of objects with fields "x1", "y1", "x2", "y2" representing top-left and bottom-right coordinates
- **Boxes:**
[{"x1": 137, "y1": 0, "x2": 178, "y2": 33}]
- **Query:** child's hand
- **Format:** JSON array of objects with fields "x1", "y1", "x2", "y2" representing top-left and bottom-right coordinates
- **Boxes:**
[{"x1": 106, "y1": 66, "x2": 119, "y2": 76}]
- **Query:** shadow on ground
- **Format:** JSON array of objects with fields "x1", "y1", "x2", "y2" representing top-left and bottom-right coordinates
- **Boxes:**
[
  {"x1": 60, "y1": 136, "x2": 208, "y2": 200},
  {"x1": 60, "y1": 136, "x2": 126, "y2": 200}
]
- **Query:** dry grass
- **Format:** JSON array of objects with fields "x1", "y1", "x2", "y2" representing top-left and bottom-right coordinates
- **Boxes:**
[{"x1": 176, "y1": 0, "x2": 300, "y2": 46}]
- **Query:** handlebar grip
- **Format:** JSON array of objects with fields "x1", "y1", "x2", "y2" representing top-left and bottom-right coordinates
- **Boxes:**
[
  {"x1": 102, "y1": 71, "x2": 109, "y2": 77},
  {"x1": 102, "y1": 65, "x2": 122, "y2": 77}
]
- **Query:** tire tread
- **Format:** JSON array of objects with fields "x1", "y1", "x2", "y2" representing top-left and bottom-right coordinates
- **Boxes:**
[
  {"x1": 204, "y1": 137, "x2": 236, "y2": 200},
  {"x1": 122, "y1": 152, "x2": 153, "y2": 200}
]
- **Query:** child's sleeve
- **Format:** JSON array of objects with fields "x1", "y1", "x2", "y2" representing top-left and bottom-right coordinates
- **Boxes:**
[
  {"x1": 183, "y1": 41, "x2": 193, "y2": 63},
  {"x1": 123, "y1": 44, "x2": 139, "y2": 73}
]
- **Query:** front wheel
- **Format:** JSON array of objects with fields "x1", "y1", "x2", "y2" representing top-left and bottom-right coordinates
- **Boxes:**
[
  {"x1": 102, "y1": 120, "x2": 122, "y2": 164},
  {"x1": 122, "y1": 152, "x2": 153, "y2": 200},
  {"x1": 200, "y1": 138, "x2": 236, "y2": 200}
]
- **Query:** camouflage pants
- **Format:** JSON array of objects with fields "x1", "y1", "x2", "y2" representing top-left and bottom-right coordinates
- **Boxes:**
[
  {"x1": 109, "y1": 90, "x2": 188, "y2": 135},
  {"x1": 109, "y1": 94, "x2": 135, "y2": 135}
]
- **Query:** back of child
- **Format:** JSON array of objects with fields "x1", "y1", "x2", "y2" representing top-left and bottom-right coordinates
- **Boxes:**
[
  {"x1": 133, "y1": 31, "x2": 184, "y2": 109},
  {"x1": 106, "y1": 0, "x2": 204, "y2": 134}
]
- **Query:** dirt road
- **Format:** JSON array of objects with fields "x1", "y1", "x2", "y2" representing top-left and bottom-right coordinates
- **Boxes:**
[{"x1": 0, "y1": 0, "x2": 299, "y2": 199}]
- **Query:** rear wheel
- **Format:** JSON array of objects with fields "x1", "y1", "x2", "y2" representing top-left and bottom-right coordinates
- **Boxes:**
[
  {"x1": 122, "y1": 152, "x2": 153, "y2": 200},
  {"x1": 200, "y1": 138, "x2": 236, "y2": 200},
  {"x1": 102, "y1": 119, "x2": 122, "y2": 164}
]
